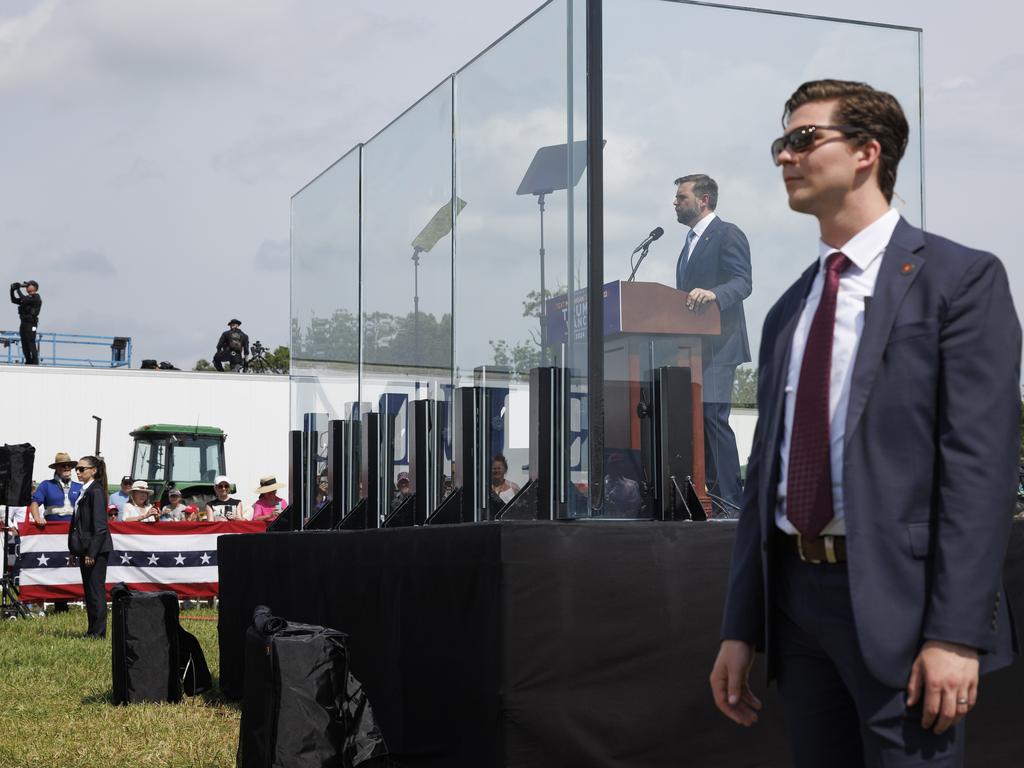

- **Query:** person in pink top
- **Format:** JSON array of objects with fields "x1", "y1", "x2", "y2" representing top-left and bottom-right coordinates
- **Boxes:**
[{"x1": 252, "y1": 475, "x2": 287, "y2": 522}]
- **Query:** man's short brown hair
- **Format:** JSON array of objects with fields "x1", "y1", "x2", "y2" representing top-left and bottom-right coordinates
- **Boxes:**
[
  {"x1": 673, "y1": 174, "x2": 718, "y2": 210},
  {"x1": 782, "y1": 79, "x2": 909, "y2": 203}
]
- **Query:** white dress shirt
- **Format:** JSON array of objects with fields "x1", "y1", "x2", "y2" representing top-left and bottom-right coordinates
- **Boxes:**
[
  {"x1": 775, "y1": 208, "x2": 901, "y2": 535},
  {"x1": 686, "y1": 211, "x2": 717, "y2": 251}
]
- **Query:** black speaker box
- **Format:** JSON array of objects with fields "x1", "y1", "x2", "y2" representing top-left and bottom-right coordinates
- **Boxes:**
[{"x1": 0, "y1": 443, "x2": 35, "y2": 506}]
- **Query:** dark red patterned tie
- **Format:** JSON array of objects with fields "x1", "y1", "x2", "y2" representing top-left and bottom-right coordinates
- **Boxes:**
[{"x1": 786, "y1": 251, "x2": 851, "y2": 539}]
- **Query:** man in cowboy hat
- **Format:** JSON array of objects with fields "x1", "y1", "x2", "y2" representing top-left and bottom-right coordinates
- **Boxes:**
[
  {"x1": 29, "y1": 452, "x2": 81, "y2": 527},
  {"x1": 213, "y1": 319, "x2": 250, "y2": 372}
]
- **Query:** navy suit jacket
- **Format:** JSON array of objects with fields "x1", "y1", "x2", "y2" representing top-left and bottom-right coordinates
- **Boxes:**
[
  {"x1": 721, "y1": 217, "x2": 1020, "y2": 688},
  {"x1": 69, "y1": 483, "x2": 113, "y2": 560},
  {"x1": 677, "y1": 216, "x2": 752, "y2": 402}
]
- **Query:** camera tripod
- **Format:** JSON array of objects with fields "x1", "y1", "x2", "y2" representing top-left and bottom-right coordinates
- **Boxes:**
[
  {"x1": 1, "y1": 495, "x2": 30, "y2": 619},
  {"x1": 241, "y1": 340, "x2": 283, "y2": 375}
]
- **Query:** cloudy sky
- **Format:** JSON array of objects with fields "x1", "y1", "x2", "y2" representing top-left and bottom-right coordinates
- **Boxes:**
[{"x1": 2, "y1": 0, "x2": 1021, "y2": 369}]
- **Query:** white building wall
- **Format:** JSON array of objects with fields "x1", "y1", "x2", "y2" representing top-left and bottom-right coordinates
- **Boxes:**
[{"x1": 0, "y1": 366, "x2": 289, "y2": 510}]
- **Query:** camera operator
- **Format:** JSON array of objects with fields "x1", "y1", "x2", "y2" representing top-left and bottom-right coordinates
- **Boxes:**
[
  {"x1": 9, "y1": 280, "x2": 41, "y2": 365},
  {"x1": 213, "y1": 318, "x2": 249, "y2": 372}
]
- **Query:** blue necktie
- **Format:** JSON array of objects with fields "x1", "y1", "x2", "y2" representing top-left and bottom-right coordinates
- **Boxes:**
[{"x1": 677, "y1": 229, "x2": 697, "y2": 288}]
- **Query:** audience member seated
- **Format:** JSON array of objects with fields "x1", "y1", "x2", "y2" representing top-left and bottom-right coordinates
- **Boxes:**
[
  {"x1": 490, "y1": 454, "x2": 520, "y2": 504},
  {"x1": 252, "y1": 475, "x2": 287, "y2": 522},
  {"x1": 122, "y1": 481, "x2": 159, "y2": 522},
  {"x1": 315, "y1": 474, "x2": 330, "y2": 507},
  {"x1": 160, "y1": 488, "x2": 188, "y2": 521},
  {"x1": 109, "y1": 476, "x2": 133, "y2": 519},
  {"x1": 206, "y1": 475, "x2": 245, "y2": 520},
  {"x1": 603, "y1": 451, "x2": 645, "y2": 518},
  {"x1": 392, "y1": 471, "x2": 412, "y2": 506}
]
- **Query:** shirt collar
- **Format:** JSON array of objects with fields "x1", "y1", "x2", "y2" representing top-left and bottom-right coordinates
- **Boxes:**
[
  {"x1": 689, "y1": 211, "x2": 717, "y2": 241},
  {"x1": 817, "y1": 208, "x2": 900, "y2": 272},
  {"x1": 80, "y1": 479, "x2": 93, "y2": 492}
]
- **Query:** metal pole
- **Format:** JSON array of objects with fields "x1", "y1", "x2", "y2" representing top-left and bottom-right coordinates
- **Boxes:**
[{"x1": 586, "y1": 0, "x2": 604, "y2": 513}]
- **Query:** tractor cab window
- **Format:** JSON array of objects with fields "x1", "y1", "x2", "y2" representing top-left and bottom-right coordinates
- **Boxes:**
[
  {"x1": 132, "y1": 440, "x2": 167, "y2": 482},
  {"x1": 172, "y1": 437, "x2": 224, "y2": 483}
]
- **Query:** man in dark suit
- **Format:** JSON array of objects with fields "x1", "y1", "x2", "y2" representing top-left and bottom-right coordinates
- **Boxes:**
[
  {"x1": 674, "y1": 174, "x2": 752, "y2": 514},
  {"x1": 709, "y1": 80, "x2": 1019, "y2": 766}
]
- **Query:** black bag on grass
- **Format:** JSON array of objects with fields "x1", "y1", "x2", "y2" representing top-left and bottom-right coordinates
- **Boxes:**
[
  {"x1": 237, "y1": 605, "x2": 389, "y2": 768},
  {"x1": 179, "y1": 625, "x2": 213, "y2": 696},
  {"x1": 111, "y1": 584, "x2": 182, "y2": 704}
]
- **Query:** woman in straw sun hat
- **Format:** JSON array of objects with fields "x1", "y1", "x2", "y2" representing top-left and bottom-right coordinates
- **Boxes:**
[
  {"x1": 122, "y1": 480, "x2": 158, "y2": 522},
  {"x1": 252, "y1": 475, "x2": 287, "y2": 522}
]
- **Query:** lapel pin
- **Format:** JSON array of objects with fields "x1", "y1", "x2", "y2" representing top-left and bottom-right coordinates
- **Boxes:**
[{"x1": 901, "y1": 263, "x2": 914, "y2": 275}]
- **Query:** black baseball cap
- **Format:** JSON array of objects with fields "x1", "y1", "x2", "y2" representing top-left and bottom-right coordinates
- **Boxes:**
[
  {"x1": 120, "y1": 475, "x2": 132, "y2": 485},
  {"x1": 228, "y1": 318, "x2": 242, "y2": 326}
]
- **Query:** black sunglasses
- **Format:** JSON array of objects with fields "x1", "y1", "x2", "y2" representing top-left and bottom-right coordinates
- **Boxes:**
[
  {"x1": 216, "y1": 483, "x2": 230, "y2": 488},
  {"x1": 75, "y1": 466, "x2": 93, "y2": 472},
  {"x1": 771, "y1": 124, "x2": 859, "y2": 166}
]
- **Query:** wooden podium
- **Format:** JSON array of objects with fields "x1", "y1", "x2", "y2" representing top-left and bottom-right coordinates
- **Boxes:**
[{"x1": 601, "y1": 281, "x2": 720, "y2": 513}]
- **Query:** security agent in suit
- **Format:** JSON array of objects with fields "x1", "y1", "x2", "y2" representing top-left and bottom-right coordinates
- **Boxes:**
[
  {"x1": 69, "y1": 456, "x2": 113, "y2": 639},
  {"x1": 673, "y1": 174, "x2": 752, "y2": 514},
  {"x1": 709, "y1": 80, "x2": 1020, "y2": 766}
]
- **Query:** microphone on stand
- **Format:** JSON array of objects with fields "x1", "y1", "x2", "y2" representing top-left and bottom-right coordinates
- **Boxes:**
[
  {"x1": 627, "y1": 226, "x2": 664, "y2": 282},
  {"x1": 631, "y1": 226, "x2": 664, "y2": 255}
]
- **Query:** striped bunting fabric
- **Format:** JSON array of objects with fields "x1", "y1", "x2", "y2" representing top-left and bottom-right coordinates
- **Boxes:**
[{"x1": 17, "y1": 520, "x2": 267, "y2": 601}]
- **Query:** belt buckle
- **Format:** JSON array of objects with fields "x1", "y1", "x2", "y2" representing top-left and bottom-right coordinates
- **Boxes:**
[
  {"x1": 796, "y1": 535, "x2": 825, "y2": 564},
  {"x1": 824, "y1": 536, "x2": 838, "y2": 564}
]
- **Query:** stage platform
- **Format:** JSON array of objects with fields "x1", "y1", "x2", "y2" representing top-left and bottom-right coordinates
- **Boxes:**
[{"x1": 219, "y1": 520, "x2": 1024, "y2": 767}]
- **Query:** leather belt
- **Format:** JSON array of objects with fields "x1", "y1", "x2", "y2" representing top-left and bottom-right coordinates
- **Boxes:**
[{"x1": 781, "y1": 533, "x2": 847, "y2": 564}]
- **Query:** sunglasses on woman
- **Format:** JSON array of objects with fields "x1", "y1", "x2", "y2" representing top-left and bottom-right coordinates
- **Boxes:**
[
  {"x1": 771, "y1": 124, "x2": 859, "y2": 166},
  {"x1": 75, "y1": 466, "x2": 94, "y2": 473}
]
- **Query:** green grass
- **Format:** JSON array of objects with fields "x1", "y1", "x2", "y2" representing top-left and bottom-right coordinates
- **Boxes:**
[{"x1": 0, "y1": 606, "x2": 239, "y2": 768}]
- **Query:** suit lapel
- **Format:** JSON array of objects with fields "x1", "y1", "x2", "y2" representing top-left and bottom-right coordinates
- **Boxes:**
[
  {"x1": 843, "y1": 218, "x2": 927, "y2": 449},
  {"x1": 759, "y1": 262, "x2": 818, "y2": 517},
  {"x1": 689, "y1": 216, "x2": 720, "y2": 264}
]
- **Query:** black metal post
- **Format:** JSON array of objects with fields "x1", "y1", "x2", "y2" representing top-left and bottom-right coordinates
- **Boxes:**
[
  {"x1": 288, "y1": 429, "x2": 303, "y2": 531},
  {"x1": 586, "y1": 0, "x2": 604, "y2": 514}
]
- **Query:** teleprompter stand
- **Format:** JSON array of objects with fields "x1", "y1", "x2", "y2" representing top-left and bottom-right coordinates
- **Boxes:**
[{"x1": 516, "y1": 141, "x2": 592, "y2": 365}]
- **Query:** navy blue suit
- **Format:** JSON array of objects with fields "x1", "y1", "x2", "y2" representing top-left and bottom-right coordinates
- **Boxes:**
[
  {"x1": 722, "y1": 218, "x2": 1020, "y2": 763},
  {"x1": 676, "y1": 216, "x2": 752, "y2": 511}
]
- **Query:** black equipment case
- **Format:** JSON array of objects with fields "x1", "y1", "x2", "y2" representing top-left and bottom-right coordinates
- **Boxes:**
[
  {"x1": 111, "y1": 585, "x2": 183, "y2": 704},
  {"x1": 238, "y1": 605, "x2": 389, "y2": 768}
]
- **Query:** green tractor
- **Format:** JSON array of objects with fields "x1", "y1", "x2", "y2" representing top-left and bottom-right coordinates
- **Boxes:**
[{"x1": 126, "y1": 424, "x2": 229, "y2": 507}]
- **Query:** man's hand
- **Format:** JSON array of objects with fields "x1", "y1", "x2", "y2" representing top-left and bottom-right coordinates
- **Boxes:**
[
  {"x1": 686, "y1": 288, "x2": 717, "y2": 312},
  {"x1": 906, "y1": 640, "x2": 979, "y2": 735},
  {"x1": 83, "y1": 555, "x2": 95, "y2": 568},
  {"x1": 709, "y1": 640, "x2": 762, "y2": 726}
]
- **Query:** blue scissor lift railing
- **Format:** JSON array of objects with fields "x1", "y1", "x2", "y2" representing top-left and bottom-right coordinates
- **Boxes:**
[{"x1": 0, "y1": 331, "x2": 132, "y2": 368}]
